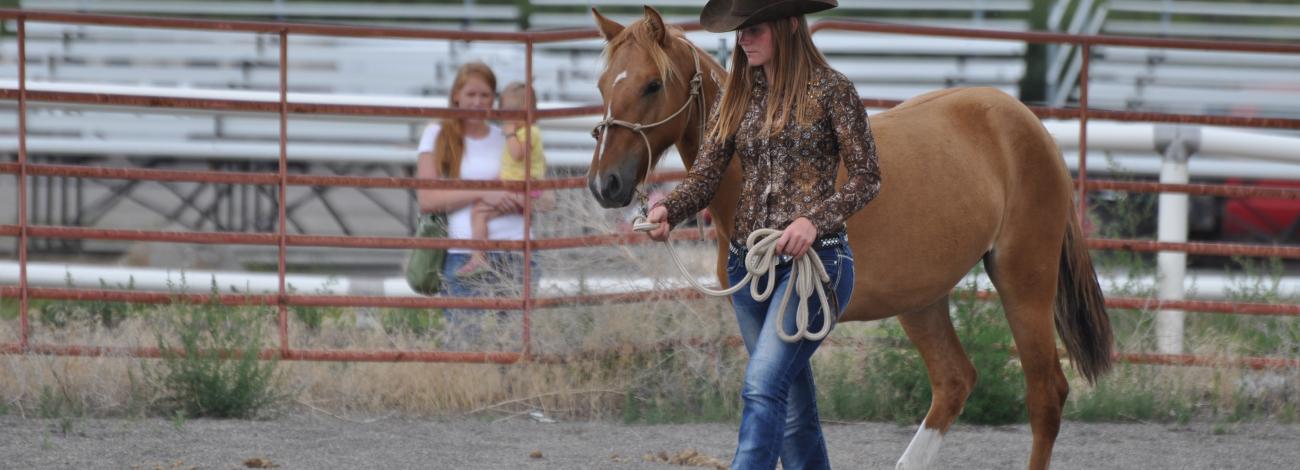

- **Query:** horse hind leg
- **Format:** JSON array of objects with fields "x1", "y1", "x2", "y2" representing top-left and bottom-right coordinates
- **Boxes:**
[
  {"x1": 894, "y1": 295, "x2": 977, "y2": 470},
  {"x1": 986, "y1": 246, "x2": 1070, "y2": 470}
]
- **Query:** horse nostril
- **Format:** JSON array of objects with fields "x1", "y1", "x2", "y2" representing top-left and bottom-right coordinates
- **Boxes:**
[{"x1": 605, "y1": 173, "x2": 621, "y2": 199}]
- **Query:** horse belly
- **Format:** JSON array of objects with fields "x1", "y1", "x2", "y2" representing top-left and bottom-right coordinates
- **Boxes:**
[{"x1": 838, "y1": 106, "x2": 1008, "y2": 322}]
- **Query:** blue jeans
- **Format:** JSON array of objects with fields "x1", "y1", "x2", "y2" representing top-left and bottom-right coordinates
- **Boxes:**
[
  {"x1": 726, "y1": 234, "x2": 855, "y2": 470},
  {"x1": 440, "y1": 251, "x2": 535, "y2": 351}
]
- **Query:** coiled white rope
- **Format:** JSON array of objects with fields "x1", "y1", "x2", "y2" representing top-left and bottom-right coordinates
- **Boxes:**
[{"x1": 631, "y1": 216, "x2": 836, "y2": 343}]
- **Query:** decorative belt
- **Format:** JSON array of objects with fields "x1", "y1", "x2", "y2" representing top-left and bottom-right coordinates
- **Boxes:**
[{"x1": 729, "y1": 231, "x2": 846, "y2": 259}]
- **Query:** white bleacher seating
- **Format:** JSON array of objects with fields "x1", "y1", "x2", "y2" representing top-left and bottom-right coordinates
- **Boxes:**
[
  {"x1": 0, "y1": 0, "x2": 1043, "y2": 193},
  {"x1": 528, "y1": 0, "x2": 1032, "y2": 30},
  {"x1": 0, "y1": 79, "x2": 608, "y2": 167},
  {"x1": 1103, "y1": 21, "x2": 1300, "y2": 41},
  {"x1": 1058, "y1": 0, "x2": 1300, "y2": 118},
  {"x1": 20, "y1": 0, "x2": 522, "y2": 29},
  {"x1": 531, "y1": 0, "x2": 1031, "y2": 104},
  {"x1": 1105, "y1": 0, "x2": 1300, "y2": 41},
  {"x1": 1090, "y1": 62, "x2": 1298, "y2": 90},
  {"x1": 2, "y1": 25, "x2": 555, "y2": 95}
]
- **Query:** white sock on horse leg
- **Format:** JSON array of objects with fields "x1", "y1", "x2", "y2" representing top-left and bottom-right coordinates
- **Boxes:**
[{"x1": 896, "y1": 419, "x2": 944, "y2": 470}]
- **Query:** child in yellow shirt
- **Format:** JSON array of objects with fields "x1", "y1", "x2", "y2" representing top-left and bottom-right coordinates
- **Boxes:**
[{"x1": 458, "y1": 82, "x2": 546, "y2": 277}]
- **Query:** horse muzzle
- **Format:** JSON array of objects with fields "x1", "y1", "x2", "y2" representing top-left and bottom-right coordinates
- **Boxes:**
[
  {"x1": 587, "y1": 158, "x2": 640, "y2": 208},
  {"x1": 588, "y1": 170, "x2": 635, "y2": 208}
]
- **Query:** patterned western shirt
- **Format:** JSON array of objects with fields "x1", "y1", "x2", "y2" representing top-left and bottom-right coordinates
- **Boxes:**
[{"x1": 657, "y1": 66, "x2": 882, "y2": 244}]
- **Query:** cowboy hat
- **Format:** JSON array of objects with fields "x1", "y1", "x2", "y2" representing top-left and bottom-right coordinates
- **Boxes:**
[{"x1": 700, "y1": 0, "x2": 837, "y2": 33}]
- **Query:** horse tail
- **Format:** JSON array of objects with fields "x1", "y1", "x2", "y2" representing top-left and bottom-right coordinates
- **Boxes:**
[{"x1": 1054, "y1": 205, "x2": 1114, "y2": 384}]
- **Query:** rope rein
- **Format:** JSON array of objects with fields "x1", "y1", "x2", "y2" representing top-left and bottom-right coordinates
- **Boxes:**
[{"x1": 595, "y1": 38, "x2": 838, "y2": 342}]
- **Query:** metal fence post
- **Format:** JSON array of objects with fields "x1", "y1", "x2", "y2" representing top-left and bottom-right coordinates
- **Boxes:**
[
  {"x1": 1077, "y1": 38, "x2": 1090, "y2": 225},
  {"x1": 277, "y1": 28, "x2": 290, "y2": 357},
  {"x1": 17, "y1": 16, "x2": 29, "y2": 351},
  {"x1": 1154, "y1": 124, "x2": 1201, "y2": 354},
  {"x1": 522, "y1": 39, "x2": 535, "y2": 360}
]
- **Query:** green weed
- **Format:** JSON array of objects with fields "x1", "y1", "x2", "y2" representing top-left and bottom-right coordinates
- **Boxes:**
[{"x1": 144, "y1": 282, "x2": 289, "y2": 419}]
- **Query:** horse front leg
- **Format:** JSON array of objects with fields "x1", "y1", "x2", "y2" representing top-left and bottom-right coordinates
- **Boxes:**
[{"x1": 894, "y1": 295, "x2": 976, "y2": 470}]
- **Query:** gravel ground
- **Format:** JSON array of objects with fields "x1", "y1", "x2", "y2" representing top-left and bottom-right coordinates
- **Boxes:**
[{"x1": 1, "y1": 414, "x2": 1298, "y2": 469}]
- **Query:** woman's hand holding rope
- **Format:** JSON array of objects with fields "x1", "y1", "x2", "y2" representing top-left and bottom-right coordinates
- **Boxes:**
[
  {"x1": 643, "y1": 205, "x2": 672, "y2": 241},
  {"x1": 633, "y1": 207, "x2": 835, "y2": 343}
]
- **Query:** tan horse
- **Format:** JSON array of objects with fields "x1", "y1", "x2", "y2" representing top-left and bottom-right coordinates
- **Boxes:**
[{"x1": 587, "y1": 8, "x2": 1113, "y2": 470}]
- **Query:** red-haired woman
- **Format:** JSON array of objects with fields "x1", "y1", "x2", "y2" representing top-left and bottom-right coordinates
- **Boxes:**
[{"x1": 416, "y1": 61, "x2": 551, "y2": 348}]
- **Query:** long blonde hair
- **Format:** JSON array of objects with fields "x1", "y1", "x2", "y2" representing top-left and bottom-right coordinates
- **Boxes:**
[
  {"x1": 434, "y1": 62, "x2": 497, "y2": 179},
  {"x1": 711, "y1": 15, "x2": 830, "y2": 141}
]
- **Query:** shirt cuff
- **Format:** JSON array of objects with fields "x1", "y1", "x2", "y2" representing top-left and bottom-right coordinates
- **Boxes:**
[
  {"x1": 656, "y1": 198, "x2": 690, "y2": 227},
  {"x1": 803, "y1": 209, "x2": 839, "y2": 237}
]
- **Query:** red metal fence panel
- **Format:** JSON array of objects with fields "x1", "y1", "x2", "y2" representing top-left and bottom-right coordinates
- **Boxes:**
[{"x1": 0, "y1": 9, "x2": 1297, "y2": 368}]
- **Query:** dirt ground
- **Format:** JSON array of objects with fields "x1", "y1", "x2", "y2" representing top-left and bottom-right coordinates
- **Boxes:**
[{"x1": 2, "y1": 413, "x2": 1298, "y2": 469}]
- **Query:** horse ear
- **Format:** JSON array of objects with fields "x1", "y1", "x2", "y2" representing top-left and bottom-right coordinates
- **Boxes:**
[
  {"x1": 643, "y1": 6, "x2": 669, "y2": 47},
  {"x1": 592, "y1": 8, "x2": 624, "y2": 41}
]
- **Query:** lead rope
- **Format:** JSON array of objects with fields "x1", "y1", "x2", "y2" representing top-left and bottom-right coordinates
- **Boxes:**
[{"x1": 630, "y1": 222, "x2": 836, "y2": 342}]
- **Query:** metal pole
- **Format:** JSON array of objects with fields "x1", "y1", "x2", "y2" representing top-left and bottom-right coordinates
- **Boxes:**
[
  {"x1": 1078, "y1": 39, "x2": 1090, "y2": 225},
  {"x1": 277, "y1": 29, "x2": 290, "y2": 356},
  {"x1": 1154, "y1": 125, "x2": 1200, "y2": 354},
  {"x1": 1071, "y1": 37, "x2": 1092, "y2": 224},
  {"x1": 522, "y1": 40, "x2": 534, "y2": 360},
  {"x1": 17, "y1": 17, "x2": 29, "y2": 351}
]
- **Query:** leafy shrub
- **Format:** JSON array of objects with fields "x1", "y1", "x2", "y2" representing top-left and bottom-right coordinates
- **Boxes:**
[{"x1": 145, "y1": 285, "x2": 288, "y2": 419}]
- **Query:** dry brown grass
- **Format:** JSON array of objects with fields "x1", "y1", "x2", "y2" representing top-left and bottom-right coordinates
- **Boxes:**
[
  {"x1": 2, "y1": 299, "x2": 1297, "y2": 422},
  {"x1": 0, "y1": 187, "x2": 746, "y2": 419},
  {"x1": 0, "y1": 294, "x2": 742, "y2": 419}
]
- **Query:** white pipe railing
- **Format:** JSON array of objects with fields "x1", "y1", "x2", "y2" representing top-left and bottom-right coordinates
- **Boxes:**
[
  {"x1": 4, "y1": 260, "x2": 1298, "y2": 302},
  {"x1": 1043, "y1": 120, "x2": 1300, "y2": 165}
]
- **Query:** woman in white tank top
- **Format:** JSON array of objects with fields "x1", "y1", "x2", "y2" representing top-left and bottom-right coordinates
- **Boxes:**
[{"x1": 414, "y1": 62, "x2": 552, "y2": 350}]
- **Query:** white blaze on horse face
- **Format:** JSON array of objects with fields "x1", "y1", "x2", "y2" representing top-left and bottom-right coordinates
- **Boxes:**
[
  {"x1": 593, "y1": 99, "x2": 615, "y2": 195},
  {"x1": 596, "y1": 69, "x2": 629, "y2": 173},
  {"x1": 896, "y1": 420, "x2": 943, "y2": 470}
]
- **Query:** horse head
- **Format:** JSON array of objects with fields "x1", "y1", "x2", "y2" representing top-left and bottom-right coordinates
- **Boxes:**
[{"x1": 587, "y1": 6, "x2": 710, "y2": 208}]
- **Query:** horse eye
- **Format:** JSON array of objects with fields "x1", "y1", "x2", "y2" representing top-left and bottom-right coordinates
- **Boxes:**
[{"x1": 644, "y1": 81, "x2": 662, "y2": 96}]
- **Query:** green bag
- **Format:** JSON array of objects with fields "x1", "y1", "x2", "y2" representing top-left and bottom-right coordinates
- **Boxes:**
[{"x1": 405, "y1": 212, "x2": 449, "y2": 295}]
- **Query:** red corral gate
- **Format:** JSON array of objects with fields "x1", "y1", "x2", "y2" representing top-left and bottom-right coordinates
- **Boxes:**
[{"x1": 1, "y1": 9, "x2": 1299, "y2": 369}]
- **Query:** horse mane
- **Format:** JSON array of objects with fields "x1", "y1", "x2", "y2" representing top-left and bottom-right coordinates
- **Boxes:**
[{"x1": 602, "y1": 19, "x2": 689, "y2": 87}]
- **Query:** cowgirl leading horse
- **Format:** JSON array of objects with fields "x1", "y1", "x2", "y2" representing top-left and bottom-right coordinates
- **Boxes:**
[{"x1": 587, "y1": 2, "x2": 1114, "y2": 469}]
